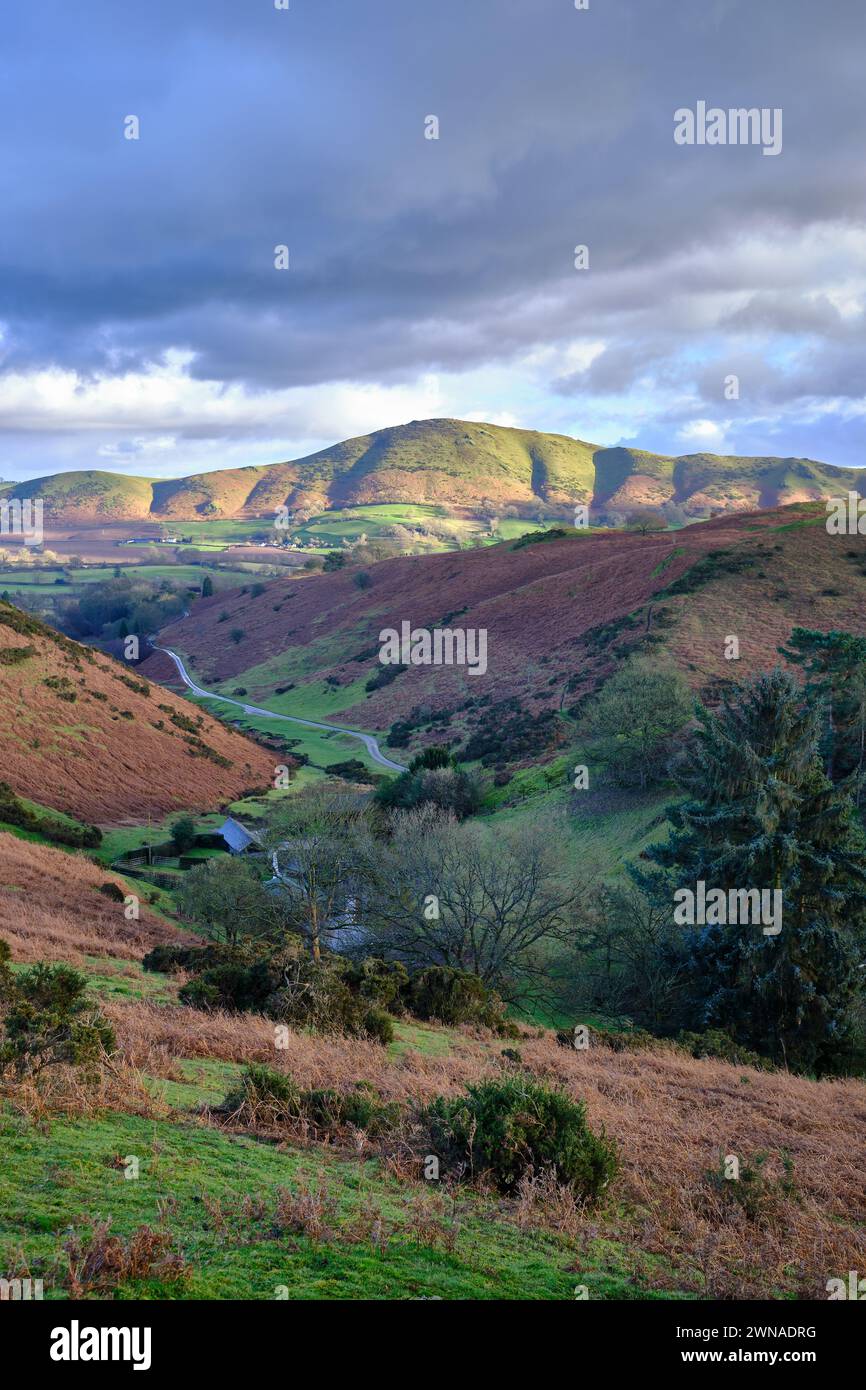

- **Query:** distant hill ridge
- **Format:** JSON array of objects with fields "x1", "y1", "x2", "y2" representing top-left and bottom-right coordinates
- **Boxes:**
[{"x1": 2, "y1": 418, "x2": 862, "y2": 523}]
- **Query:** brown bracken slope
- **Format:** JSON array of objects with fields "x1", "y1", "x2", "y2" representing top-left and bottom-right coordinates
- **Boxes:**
[
  {"x1": 0, "y1": 601, "x2": 275, "y2": 822},
  {"x1": 0, "y1": 832, "x2": 195, "y2": 965}
]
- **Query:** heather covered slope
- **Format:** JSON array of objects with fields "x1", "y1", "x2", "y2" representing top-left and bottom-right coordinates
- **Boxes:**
[
  {"x1": 0, "y1": 601, "x2": 275, "y2": 821},
  {"x1": 3, "y1": 418, "x2": 862, "y2": 523},
  {"x1": 143, "y1": 503, "x2": 866, "y2": 759}
]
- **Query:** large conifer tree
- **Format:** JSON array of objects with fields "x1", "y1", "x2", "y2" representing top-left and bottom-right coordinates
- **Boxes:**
[
  {"x1": 643, "y1": 668, "x2": 866, "y2": 1072},
  {"x1": 781, "y1": 627, "x2": 866, "y2": 791}
]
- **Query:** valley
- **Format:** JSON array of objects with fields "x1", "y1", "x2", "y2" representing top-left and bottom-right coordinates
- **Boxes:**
[{"x1": 3, "y1": 495, "x2": 866, "y2": 1306}]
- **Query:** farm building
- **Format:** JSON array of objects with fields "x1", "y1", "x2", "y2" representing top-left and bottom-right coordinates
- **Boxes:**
[{"x1": 217, "y1": 817, "x2": 261, "y2": 854}]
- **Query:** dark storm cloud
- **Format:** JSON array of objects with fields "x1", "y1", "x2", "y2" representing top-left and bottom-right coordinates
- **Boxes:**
[{"x1": 0, "y1": 0, "x2": 865, "y2": 460}]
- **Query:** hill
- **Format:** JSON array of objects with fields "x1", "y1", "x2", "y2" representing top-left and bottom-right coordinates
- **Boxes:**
[
  {"x1": 0, "y1": 832, "x2": 192, "y2": 965},
  {"x1": 140, "y1": 503, "x2": 866, "y2": 768},
  {"x1": 0, "y1": 601, "x2": 275, "y2": 821},
  {"x1": 3, "y1": 419, "x2": 863, "y2": 524},
  {"x1": 1, "y1": 855, "x2": 863, "y2": 1301}
]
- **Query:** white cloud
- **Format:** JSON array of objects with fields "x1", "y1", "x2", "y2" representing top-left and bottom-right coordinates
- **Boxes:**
[{"x1": 676, "y1": 419, "x2": 728, "y2": 451}]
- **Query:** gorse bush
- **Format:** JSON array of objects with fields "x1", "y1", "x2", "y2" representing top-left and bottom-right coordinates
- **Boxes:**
[
  {"x1": 0, "y1": 940, "x2": 115, "y2": 1078},
  {"x1": 406, "y1": 965, "x2": 514, "y2": 1034},
  {"x1": 424, "y1": 1075, "x2": 619, "y2": 1199},
  {"x1": 677, "y1": 1029, "x2": 771, "y2": 1071},
  {"x1": 157, "y1": 940, "x2": 398, "y2": 1044},
  {"x1": 301, "y1": 1082, "x2": 400, "y2": 1136},
  {"x1": 341, "y1": 957, "x2": 410, "y2": 1012},
  {"x1": 146, "y1": 941, "x2": 507, "y2": 1043},
  {"x1": 223, "y1": 1064, "x2": 303, "y2": 1124},
  {"x1": 359, "y1": 1005, "x2": 394, "y2": 1045},
  {"x1": 221, "y1": 1067, "x2": 400, "y2": 1136}
]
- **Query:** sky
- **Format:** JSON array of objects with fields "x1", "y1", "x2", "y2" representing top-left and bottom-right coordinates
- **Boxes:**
[{"x1": 1, "y1": 0, "x2": 865, "y2": 482}]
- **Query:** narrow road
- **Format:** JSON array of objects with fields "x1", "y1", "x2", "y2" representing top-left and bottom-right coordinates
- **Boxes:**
[{"x1": 153, "y1": 646, "x2": 408, "y2": 772}]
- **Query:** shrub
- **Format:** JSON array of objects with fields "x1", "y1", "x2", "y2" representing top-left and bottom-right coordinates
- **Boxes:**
[
  {"x1": 150, "y1": 940, "x2": 503, "y2": 1045},
  {"x1": 178, "y1": 964, "x2": 260, "y2": 1013},
  {"x1": 62, "y1": 1218, "x2": 191, "y2": 1297},
  {"x1": 221, "y1": 1068, "x2": 399, "y2": 1137},
  {"x1": 163, "y1": 940, "x2": 396, "y2": 1044},
  {"x1": 677, "y1": 1028, "x2": 771, "y2": 1071},
  {"x1": 0, "y1": 950, "x2": 115, "y2": 1078},
  {"x1": 302, "y1": 1082, "x2": 399, "y2": 1136},
  {"x1": 405, "y1": 965, "x2": 514, "y2": 1033},
  {"x1": 98, "y1": 882, "x2": 126, "y2": 903},
  {"x1": 361, "y1": 1006, "x2": 394, "y2": 1045},
  {"x1": 222, "y1": 1064, "x2": 303, "y2": 1124},
  {"x1": 366, "y1": 662, "x2": 407, "y2": 693},
  {"x1": 0, "y1": 645, "x2": 36, "y2": 665},
  {"x1": 343, "y1": 957, "x2": 409, "y2": 1013},
  {"x1": 325, "y1": 758, "x2": 373, "y2": 784},
  {"x1": 584, "y1": 1026, "x2": 664, "y2": 1053},
  {"x1": 142, "y1": 942, "x2": 211, "y2": 974},
  {"x1": 424, "y1": 1075, "x2": 618, "y2": 1199},
  {"x1": 705, "y1": 1149, "x2": 797, "y2": 1222},
  {"x1": 460, "y1": 702, "x2": 563, "y2": 767}
]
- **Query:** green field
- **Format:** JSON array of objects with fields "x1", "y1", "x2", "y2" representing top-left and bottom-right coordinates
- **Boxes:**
[
  {"x1": 217, "y1": 670, "x2": 372, "y2": 723},
  {"x1": 0, "y1": 563, "x2": 267, "y2": 595},
  {"x1": 166, "y1": 519, "x2": 276, "y2": 548},
  {"x1": 289, "y1": 503, "x2": 547, "y2": 552},
  {"x1": 188, "y1": 693, "x2": 386, "y2": 780}
]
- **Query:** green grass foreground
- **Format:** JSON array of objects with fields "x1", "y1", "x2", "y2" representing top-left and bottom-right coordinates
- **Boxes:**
[{"x1": 0, "y1": 1102, "x2": 677, "y2": 1301}]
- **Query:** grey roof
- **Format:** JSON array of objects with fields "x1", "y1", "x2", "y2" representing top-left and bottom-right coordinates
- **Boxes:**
[{"x1": 218, "y1": 817, "x2": 259, "y2": 853}]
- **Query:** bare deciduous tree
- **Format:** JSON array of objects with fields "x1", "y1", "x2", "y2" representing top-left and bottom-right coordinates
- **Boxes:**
[
  {"x1": 264, "y1": 787, "x2": 374, "y2": 960},
  {"x1": 366, "y1": 807, "x2": 597, "y2": 1005}
]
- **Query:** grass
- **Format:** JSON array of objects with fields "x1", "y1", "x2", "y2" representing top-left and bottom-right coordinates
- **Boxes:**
[
  {"x1": 484, "y1": 778, "x2": 673, "y2": 878},
  {"x1": 227, "y1": 768, "x2": 324, "y2": 814},
  {"x1": 0, "y1": 1104, "x2": 653, "y2": 1301},
  {"x1": 187, "y1": 692, "x2": 386, "y2": 780},
  {"x1": 389, "y1": 1021, "x2": 454, "y2": 1058},
  {"x1": 0, "y1": 563, "x2": 257, "y2": 594},
  {"x1": 167, "y1": 520, "x2": 274, "y2": 544},
  {"x1": 242, "y1": 674, "x2": 372, "y2": 723},
  {"x1": 94, "y1": 814, "x2": 225, "y2": 867},
  {"x1": 81, "y1": 957, "x2": 180, "y2": 1006}
]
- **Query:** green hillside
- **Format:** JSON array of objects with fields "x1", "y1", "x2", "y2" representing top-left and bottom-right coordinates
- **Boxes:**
[
  {"x1": 0, "y1": 470, "x2": 155, "y2": 519},
  {"x1": 4, "y1": 418, "x2": 864, "y2": 524}
]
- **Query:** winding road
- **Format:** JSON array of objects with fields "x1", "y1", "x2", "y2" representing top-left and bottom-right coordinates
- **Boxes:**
[{"x1": 153, "y1": 646, "x2": 408, "y2": 773}]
